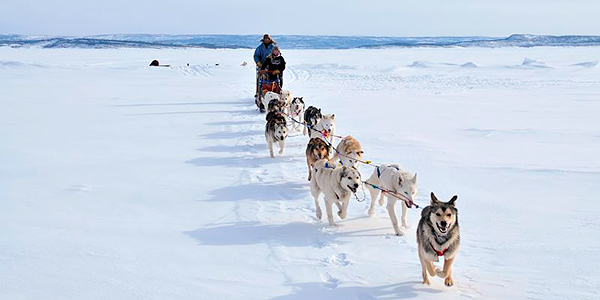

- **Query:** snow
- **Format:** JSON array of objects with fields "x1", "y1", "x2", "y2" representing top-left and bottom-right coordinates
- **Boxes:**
[{"x1": 1, "y1": 46, "x2": 599, "y2": 300}]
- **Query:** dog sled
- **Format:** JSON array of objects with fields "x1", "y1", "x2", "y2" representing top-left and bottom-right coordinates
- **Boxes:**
[{"x1": 255, "y1": 69, "x2": 281, "y2": 113}]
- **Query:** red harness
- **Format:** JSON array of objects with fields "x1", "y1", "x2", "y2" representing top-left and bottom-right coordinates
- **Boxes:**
[{"x1": 430, "y1": 242, "x2": 449, "y2": 256}]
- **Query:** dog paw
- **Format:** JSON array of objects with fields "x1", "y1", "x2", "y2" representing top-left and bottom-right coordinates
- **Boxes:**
[
  {"x1": 444, "y1": 277, "x2": 454, "y2": 287},
  {"x1": 394, "y1": 228, "x2": 405, "y2": 236},
  {"x1": 316, "y1": 211, "x2": 322, "y2": 220},
  {"x1": 367, "y1": 209, "x2": 375, "y2": 216},
  {"x1": 423, "y1": 278, "x2": 431, "y2": 285}
]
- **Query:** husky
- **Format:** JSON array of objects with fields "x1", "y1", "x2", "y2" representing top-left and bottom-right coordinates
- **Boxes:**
[
  {"x1": 334, "y1": 135, "x2": 364, "y2": 168},
  {"x1": 417, "y1": 193, "x2": 460, "y2": 286},
  {"x1": 303, "y1": 106, "x2": 322, "y2": 136},
  {"x1": 290, "y1": 97, "x2": 305, "y2": 131},
  {"x1": 310, "y1": 159, "x2": 361, "y2": 226},
  {"x1": 262, "y1": 92, "x2": 280, "y2": 113},
  {"x1": 365, "y1": 164, "x2": 417, "y2": 236},
  {"x1": 312, "y1": 114, "x2": 336, "y2": 145},
  {"x1": 265, "y1": 112, "x2": 288, "y2": 158},
  {"x1": 305, "y1": 138, "x2": 331, "y2": 181},
  {"x1": 280, "y1": 90, "x2": 293, "y2": 108},
  {"x1": 267, "y1": 99, "x2": 286, "y2": 114}
]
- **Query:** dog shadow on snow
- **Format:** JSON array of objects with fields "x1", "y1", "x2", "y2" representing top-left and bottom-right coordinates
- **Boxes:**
[
  {"x1": 203, "y1": 181, "x2": 308, "y2": 202},
  {"x1": 197, "y1": 130, "x2": 264, "y2": 140},
  {"x1": 184, "y1": 221, "x2": 342, "y2": 248},
  {"x1": 266, "y1": 281, "x2": 440, "y2": 300},
  {"x1": 204, "y1": 120, "x2": 257, "y2": 126},
  {"x1": 112, "y1": 100, "x2": 248, "y2": 107},
  {"x1": 186, "y1": 155, "x2": 299, "y2": 168},
  {"x1": 196, "y1": 143, "x2": 266, "y2": 153}
]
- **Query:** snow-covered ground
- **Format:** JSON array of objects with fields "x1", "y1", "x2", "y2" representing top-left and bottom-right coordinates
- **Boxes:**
[{"x1": 1, "y1": 47, "x2": 599, "y2": 300}]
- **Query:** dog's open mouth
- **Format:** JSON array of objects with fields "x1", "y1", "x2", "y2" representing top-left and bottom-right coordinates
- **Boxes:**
[
  {"x1": 436, "y1": 223, "x2": 449, "y2": 234},
  {"x1": 348, "y1": 185, "x2": 357, "y2": 193}
]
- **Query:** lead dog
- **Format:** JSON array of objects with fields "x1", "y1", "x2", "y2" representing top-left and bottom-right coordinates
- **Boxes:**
[
  {"x1": 334, "y1": 135, "x2": 364, "y2": 168},
  {"x1": 290, "y1": 97, "x2": 305, "y2": 131},
  {"x1": 265, "y1": 112, "x2": 288, "y2": 158},
  {"x1": 417, "y1": 193, "x2": 460, "y2": 286},
  {"x1": 310, "y1": 159, "x2": 361, "y2": 226},
  {"x1": 305, "y1": 138, "x2": 331, "y2": 181},
  {"x1": 365, "y1": 164, "x2": 417, "y2": 236},
  {"x1": 303, "y1": 106, "x2": 322, "y2": 136}
]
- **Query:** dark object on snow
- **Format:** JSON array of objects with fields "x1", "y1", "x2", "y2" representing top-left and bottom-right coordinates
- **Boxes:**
[{"x1": 149, "y1": 60, "x2": 160, "y2": 66}]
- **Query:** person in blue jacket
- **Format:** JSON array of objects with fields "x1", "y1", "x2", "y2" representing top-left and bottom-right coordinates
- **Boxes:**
[{"x1": 254, "y1": 34, "x2": 275, "y2": 96}]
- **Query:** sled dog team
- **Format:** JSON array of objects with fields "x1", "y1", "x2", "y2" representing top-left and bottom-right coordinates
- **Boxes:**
[{"x1": 262, "y1": 91, "x2": 460, "y2": 287}]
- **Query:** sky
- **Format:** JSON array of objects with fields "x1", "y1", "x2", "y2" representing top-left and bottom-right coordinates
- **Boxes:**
[{"x1": 1, "y1": 0, "x2": 599, "y2": 37}]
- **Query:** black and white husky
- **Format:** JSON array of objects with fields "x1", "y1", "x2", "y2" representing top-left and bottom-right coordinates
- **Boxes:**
[
  {"x1": 265, "y1": 112, "x2": 288, "y2": 158},
  {"x1": 303, "y1": 106, "x2": 322, "y2": 136},
  {"x1": 417, "y1": 193, "x2": 460, "y2": 286},
  {"x1": 267, "y1": 99, "x2": 286, "y2": 115},
  {"x1": 290, "y1": 97, "x2": 305, "y2": 131}
]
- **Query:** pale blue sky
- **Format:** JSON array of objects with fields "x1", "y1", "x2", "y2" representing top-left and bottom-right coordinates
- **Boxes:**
[{"x1": 1, "y1": 0, "x2": 599, "y2": 36}]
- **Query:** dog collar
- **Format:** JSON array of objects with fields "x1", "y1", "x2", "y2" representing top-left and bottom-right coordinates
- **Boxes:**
[{"x1": 430, "y1": 242, "x2": 449, "y2": 256}]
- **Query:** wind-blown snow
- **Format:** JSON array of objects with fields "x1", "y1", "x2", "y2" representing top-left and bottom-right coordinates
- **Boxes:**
[{"x1": 1, "y1": 47, "x2": 599, "y2": 300}]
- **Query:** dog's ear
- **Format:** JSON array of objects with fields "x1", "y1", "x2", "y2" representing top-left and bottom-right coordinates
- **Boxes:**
[
  {"x1": 340, "y1": 166, "x2": 348, "y2": 178},
  {"x1": 331, "y1": 114, "x2": 335, "y2": 120},
  {"x1": 412, "y1": 173, "x2": 417, "y2": 183},
  {"x1": 431, "y1": 192, "x2": 440, "y2": 204},
  {"x1": 448, "y1": 195, "x2": 458, "y2": 206}
]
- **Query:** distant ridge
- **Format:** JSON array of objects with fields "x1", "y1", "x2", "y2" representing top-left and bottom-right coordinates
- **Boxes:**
[{"x1": 1, "y1": 34, "x2": 599, "y2": 49}]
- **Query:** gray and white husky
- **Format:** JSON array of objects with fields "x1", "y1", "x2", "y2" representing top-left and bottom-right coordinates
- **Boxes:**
[
  {"x1": 417, "y1": 192, "x2": 460, "y2": 286},
  {"x1": 265, "y1": 112, "x2": 288, "y2": 158},
  {"x1": 365, "y1": 164, "x2": 417, "y2": 236}
]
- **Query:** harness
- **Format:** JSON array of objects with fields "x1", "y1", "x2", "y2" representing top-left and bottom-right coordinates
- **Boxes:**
[
  {"x1": 430, "y1": 242, "x2": 449, "y2": 256},
  {"x1": 376, "y1": 165, "x2": 400, "y2": 178},
  {"x1": 429, "y1": 242, "x2": 448, "y2": 256}
]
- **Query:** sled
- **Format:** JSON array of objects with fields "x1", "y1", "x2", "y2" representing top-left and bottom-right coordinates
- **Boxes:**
[{"x1": 255, "y1": 70, "x2": 281, "y2": 113}]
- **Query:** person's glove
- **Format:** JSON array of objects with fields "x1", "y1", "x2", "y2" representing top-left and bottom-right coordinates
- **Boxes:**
[
  {"x1": 256, "y1": 62, "x2": 262, "y2": 68},
  {"x1": 273, "y1": 70, "x2": 280, "y2": 75}
]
